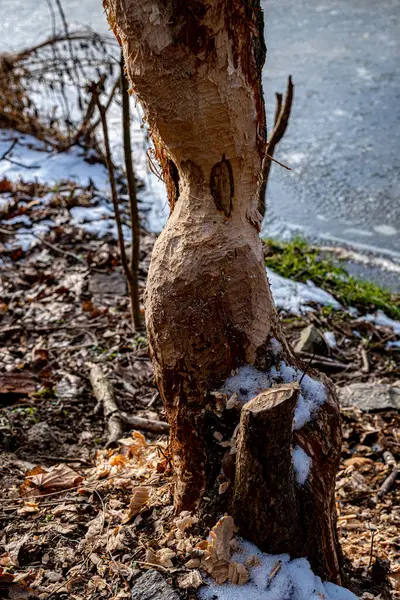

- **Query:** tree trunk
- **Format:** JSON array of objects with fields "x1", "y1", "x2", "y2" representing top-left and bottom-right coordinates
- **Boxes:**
[{"x1": 104, "y1": 0, "x2": 343, "y2": 583}]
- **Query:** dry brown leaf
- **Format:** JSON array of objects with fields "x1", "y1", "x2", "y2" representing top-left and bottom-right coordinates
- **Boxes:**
[
  {"x1": 177, "y1": 570, "x2": 203, "y2": 589},
  {"x1": 219, "y1": 481, "x2": 230, "y2": 495},
  {"x1": 344, "y1": 457, "x2": 374, "y2": 467},
  {"x1": 121, "y1": 486, "x2": 149, "y2": 524},
  {"x1": 22, "y1": 463, "x2": 83, "y2": 496},
  {"x1": 4, "y1": 535, "x2": 29, "y2": 567},
  {"x1": 228, "y1": 561, "x2": 249, "y2": 585},
  {"x1": 145, "y1": 547, "x2": 176, "y2": 569},
  {"x1": 0, "y1": 177, "x2": 13, "y2": 193},
  {"x1": 17, "y1": 501, "x2": 39, "y2": 515},
  {"x1": 205, "y1": 561, "x2": 230, "y2": 584}
]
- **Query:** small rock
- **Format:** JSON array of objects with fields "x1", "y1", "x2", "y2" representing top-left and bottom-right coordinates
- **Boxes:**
[
  {"x1": 295, "y1": 324, "x2": 329, "y2": 356},
  {"x1": 26, "y1": 422, "x2": 56, "y2": 447},
  {"x1": 131, "y1": 570, "x2": 179, "y2": 600},
  {"x1": 338, "y1": 383, "x2": 400, "y2": 411}
]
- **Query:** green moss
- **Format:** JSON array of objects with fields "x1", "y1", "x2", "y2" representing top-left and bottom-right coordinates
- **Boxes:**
[{"x1": 264, "y1": 236, "x2": 400, "y2": 320}]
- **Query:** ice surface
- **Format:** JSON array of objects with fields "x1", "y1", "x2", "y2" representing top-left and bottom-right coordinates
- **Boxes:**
[
  {"x1": 293, "y1": 445, "x2": 312, "y2": 486},
  {"x1": 220, "y1": 359, "x2": 326, "y2": 430},
  {"x1": 267, "y1": 268, "x2": 341, "y2": 315},
  {"x1": 197, "y1": 538, "x2": 358, "y2": 600}
]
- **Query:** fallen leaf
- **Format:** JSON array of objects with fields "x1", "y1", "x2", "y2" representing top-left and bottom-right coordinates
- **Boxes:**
[
  {"x1": 4, "y1": 535, "x2": 29, "y2": 567},
  {"x1": 17, "y1": 501, "x2": 40, "y2": 515},
  {"x1": 23, "y1": 464, "x2": 83, "y2": 495},
  {"x1": 0, "y1": 177, "x2": 13, "y2": 193}
]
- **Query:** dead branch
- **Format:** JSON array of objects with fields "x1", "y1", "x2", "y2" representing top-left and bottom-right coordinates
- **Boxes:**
[
  {"x1": 96, "y1": 92, "x2": 141, "y2": 331},
  {"x1": 378, "y1": 466, "x2": 399, "y2": 498},
  {"x1": 258, "y1": 75, "x2": 294, "y2": 216},
  {"x1": 89, "y1": 364, "x2": 124, "y2": 446},
  {"x1": 121, "y1": 51, "x2": 143, "y2": 331},
  {"x1": 120, "y1": 413, "x2": 170, "y2": 434}
]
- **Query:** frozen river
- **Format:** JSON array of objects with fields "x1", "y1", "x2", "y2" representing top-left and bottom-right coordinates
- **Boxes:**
[{"x1": 1, "y1": 0, "x2": 400, "y2": 263}]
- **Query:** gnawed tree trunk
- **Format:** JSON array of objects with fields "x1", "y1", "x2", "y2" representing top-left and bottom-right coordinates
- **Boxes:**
[{"x1": 104, "y1": 0, "x2": 342, "y2": 583}]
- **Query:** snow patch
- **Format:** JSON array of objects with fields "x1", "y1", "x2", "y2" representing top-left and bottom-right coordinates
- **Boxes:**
[
  {"x1": 220, "y1": 361, "x2": 326, "y2": 430},
  {"x1": 293, "y1": 445, "x2": 312, "y2": 486},
  {"x1": 267, "y1": 268, "x2": 341, "y2": 315},
  {"x1": 198, "y1": 538, "x2": 358, "y2": 600},
  {"x1": 323, "y1": 331, "x2": 337, "y2": 349},
  {"x1": 362, "y1": 310, "x2": 400, "y2": 335},
  {"x1": 0, "y1": 130, "x2": 109, "y2": 190}
]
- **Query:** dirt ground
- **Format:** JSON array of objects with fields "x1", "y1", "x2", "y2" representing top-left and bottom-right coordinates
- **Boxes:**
[{"x1": 0, "y1": 178, "x2": 399, "y2": 599}]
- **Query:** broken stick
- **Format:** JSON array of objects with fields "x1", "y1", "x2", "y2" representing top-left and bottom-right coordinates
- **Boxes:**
[{"x1": 90, "y1": 364, "x2": 124, "y2": 447}]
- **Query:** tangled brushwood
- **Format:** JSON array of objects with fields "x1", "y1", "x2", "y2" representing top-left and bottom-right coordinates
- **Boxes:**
[{"x1": 0, "y1": 25, "x2": 118, "y2": 149}]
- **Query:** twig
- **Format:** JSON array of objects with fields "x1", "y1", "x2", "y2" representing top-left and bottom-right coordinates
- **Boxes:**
[
  {"x1": 264, "y1": 153, "x2": 291, "y2": 170},
  {"x1": 299, "y1": 352, "x2": 315, "y2": 384},
  {"x1": 0, "y1": 139, "x2": 17, "y2": 160},
  {"x1": 96, "y1": 92, "x2": 140, "y2": 332},
  {"x1": 89, "y1": 363, "x2": 124, "y2": 446},
  {"x1": 0, "y1": 139, "x2": 38, "y2": 169},
  {"x1": 360, "y1": 347, "x2": 370, "y2": 374},
  {"x1": 297, "y1": 351, "x2": 349, "y2": 372},
  {"x1": 86, "y1": 76, "x2": 120, "y2": 138},
  {"x1": 259, "y1": 75, "x2": 294, "y2": 216},
  {"x1": 121, "y1": 51, "x2": 143, "y2": 331},
  {"x1": 120, "y1": 413, "x2": 170, "y2": 434},
  {"x1": 377, "y1": 466, "x2": 399, "y2": 498},
  {"x1": 368, "y1": 527, "x2": 376, "y2": 569}
]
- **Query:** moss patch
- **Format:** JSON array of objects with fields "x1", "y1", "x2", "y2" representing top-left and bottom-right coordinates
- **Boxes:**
[{"x1": 264, "y1": 237, "x2": 400, "y2": 320}]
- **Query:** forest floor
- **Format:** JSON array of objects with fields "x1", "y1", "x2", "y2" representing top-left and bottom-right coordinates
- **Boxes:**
[{"x1": 0, "y1": 172, "x2": 399, "y2": 600}]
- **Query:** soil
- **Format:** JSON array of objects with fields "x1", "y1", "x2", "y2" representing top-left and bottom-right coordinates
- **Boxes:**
[{"x1": 0, "y1": 178, "x2": 399, "y2": 599}]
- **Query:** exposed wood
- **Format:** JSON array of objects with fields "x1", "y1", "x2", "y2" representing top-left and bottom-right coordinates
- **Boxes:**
[
  {"x1": 233, "y1": 383, "x2": 301, "y2": 554},
  {"x1": 89, "y1": 364, "x2": 123, "y2": 446},
  {"x1": 106, "y1": 0, "x2": 342, "y2": 582}
]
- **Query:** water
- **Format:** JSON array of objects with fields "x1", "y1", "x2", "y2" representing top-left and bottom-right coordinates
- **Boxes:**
[{"x1": 1, "y1": 0, "x2": 400, "y2": 269}]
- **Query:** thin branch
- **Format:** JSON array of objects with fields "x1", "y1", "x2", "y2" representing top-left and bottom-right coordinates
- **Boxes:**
[
  {"x1": 96, "y1": 90, "x2": 139, "y2": 331},
  {"x1": 258, "y1": 75, "x2": 294, "y2": 216},
  {"x1": 121, "y1": 51, "x2": 143, "y2": 331},
  {"x1": 0, "y1": 139, "x2": 38, "y2": 169}
]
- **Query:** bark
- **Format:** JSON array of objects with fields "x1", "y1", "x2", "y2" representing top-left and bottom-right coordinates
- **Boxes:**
[
  {"x1": 233, "y1": 383, "x2": 301, "y2": 553},
  {"x1": 105, "y1": 0, "x2": 342, "y2": 583}
]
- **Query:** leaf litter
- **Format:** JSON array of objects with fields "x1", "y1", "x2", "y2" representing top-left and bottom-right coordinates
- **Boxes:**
[{"x1": 0, "y1": 170, "x2": 399, "y2": 599}]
